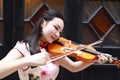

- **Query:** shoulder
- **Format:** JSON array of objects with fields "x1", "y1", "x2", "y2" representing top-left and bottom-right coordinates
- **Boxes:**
[
  {"x1": 13, "y1": 41, "x2": 30, "y2": 56},
  {"x1": 14, "y1": 41, "x2": 25, "y2": 48}
]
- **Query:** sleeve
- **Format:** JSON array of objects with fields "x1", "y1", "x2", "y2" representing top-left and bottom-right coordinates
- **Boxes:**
[{"x1": 13, "y1": 41, "x2": 31, "y2": 57}]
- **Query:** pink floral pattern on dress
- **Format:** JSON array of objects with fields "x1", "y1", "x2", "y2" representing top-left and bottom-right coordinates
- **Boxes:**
[
  {"x1": 18, "y1": 62, "x2": 59, "y2": 80},
  {"x1": 39, "y1": 62, "x2": 59, "y2": 80}
]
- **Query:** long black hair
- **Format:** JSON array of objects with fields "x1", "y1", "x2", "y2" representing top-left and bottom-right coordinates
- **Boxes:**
[{"x1": 24, "y1": 9, "x2": 64, "y2": 55}]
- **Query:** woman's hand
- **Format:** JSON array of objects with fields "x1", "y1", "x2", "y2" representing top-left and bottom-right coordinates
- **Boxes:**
[
  {"x1": 96, "y1": 54, "x2": 113, "y2": 64},
  {"x1": 27, "y1": 48, "x2": 50, "y2": 66}
]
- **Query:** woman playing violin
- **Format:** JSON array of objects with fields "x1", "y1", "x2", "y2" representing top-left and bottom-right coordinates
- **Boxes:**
[{"x1": 0, "y1": 9, "x2": 110, "y2": 80}]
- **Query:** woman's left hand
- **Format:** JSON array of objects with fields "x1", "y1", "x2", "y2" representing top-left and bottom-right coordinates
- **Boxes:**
[{"x1": 96, "y1": 54, "x2": 109, "y2": 64}]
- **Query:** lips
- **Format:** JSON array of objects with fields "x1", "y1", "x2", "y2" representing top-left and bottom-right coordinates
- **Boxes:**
[{"x1": 51, "y1": 36, "x2": 56, "y2": 41}]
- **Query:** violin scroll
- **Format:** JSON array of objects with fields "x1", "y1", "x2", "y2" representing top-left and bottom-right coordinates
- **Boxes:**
[
  {"x1": 102, "y1": 53, "x2": 120, "y2": 68},
  {"x1": 110, "y1": 58, "x2": 120, "y2": 68}
]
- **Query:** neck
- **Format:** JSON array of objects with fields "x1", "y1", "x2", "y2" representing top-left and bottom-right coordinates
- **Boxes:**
[{"x1": 39, "y1": 39, "x2": 47, "y2": 48}]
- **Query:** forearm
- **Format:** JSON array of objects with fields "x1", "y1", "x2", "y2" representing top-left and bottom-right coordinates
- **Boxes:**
[
  {"x1": 0, "y1": 57, "x2": 29, "y2": 79},
  {"x1": 58, "y1": 57, "x2": 95, "y2": 72},
  {"x1": 0, "y1": 52, "x2": 49, "y2": 79},
  {"x1": 69, "y1": 61, "x2": 94, "y2": 72}
]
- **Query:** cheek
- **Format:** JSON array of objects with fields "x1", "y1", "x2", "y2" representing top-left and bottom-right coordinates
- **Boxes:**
[
  {"x1": 46, "y1": 27, "x2": 55, "y2": 34},
  {"x1": 46, "y1": 29, "x2": 53, "y2": 35},
  {"x1": 43, "y1": 28, "x2": 53, "y2": 39},
  {"x1": 43, "y1": 24, "x2": 56, "y2": 37}
]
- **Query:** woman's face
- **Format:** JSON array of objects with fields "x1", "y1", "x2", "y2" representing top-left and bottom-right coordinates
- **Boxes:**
[{"x1": 41, "y1": 17, "x2": 64, "y2": 43}]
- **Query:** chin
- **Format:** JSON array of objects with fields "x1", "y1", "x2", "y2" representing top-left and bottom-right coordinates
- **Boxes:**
[
  {"x1": 47, "y1": 38, "x2": 55, "y2": 43},
  {"x1": 48, "y1": 40, "x2": 53, "y2": 43}
]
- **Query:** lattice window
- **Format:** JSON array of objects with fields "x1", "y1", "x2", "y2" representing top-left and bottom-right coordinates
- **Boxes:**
[{"x1": 82, "y1": 0, "x2": 120, "y2": 48}]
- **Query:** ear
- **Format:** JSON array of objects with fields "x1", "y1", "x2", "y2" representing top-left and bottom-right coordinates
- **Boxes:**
[{"x1": 41, "y1": 19, "x2": 46, "y2": 28}]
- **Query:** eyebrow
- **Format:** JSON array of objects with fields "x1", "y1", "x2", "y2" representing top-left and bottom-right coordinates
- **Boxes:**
[{"x1": 56, "y1": 24, "x2": 60, "y2": 29}]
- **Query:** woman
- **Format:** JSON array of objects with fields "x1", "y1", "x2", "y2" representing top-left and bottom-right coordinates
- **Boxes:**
[{"x1": 0, "y1": 9, "x2": 110, "y2": 80}]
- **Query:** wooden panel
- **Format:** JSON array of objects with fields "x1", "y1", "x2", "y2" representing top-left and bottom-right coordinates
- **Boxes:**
[
  {"x1": 46, "y1": 0, "x2": 64, "y2": 14},
  {"x1": 83, "y1": 0, "x2": 101, "y2": 22},
  {"x1": 0, "y1": 21, "x2": 3, "y2": 43},
  {"x1": 0, "y1": 0, "x2": 3, "y2": 44},
  {"x1": 31, "y1": 4, "x2": 49, "y2": 25},
  {"x1": 0, "y1": 0, "x2": 3, "y2": 17},
  {"x1": 82, "y1": 24, "x2": 98, "y2": 44},
  {"x1": 24, "y1": 22, "x2": 33, "y2": 38},
  {"x1": 24, "y1": 0, "x2": 43, "y2": 19},
  {"x1": 90, "y1": 7, "x2": 114, "y2": 37},
  {"x1": 105, "y1": 1, "x2": 120, "y2": 23}
]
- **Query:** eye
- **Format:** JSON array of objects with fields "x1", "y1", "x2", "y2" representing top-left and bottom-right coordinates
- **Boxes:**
[{"x1": 54, "y1": 26, "x2": 59, "y2": 30}]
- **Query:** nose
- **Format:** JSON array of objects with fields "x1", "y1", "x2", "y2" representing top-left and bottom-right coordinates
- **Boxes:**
[{"x1": 55, "y1": 31, "x2": 60, "y2": 38}]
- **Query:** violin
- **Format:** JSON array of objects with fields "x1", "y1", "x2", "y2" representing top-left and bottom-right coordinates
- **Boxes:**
[{"x1": 47, "y1": 37, "x2": 120, "y2": 68}]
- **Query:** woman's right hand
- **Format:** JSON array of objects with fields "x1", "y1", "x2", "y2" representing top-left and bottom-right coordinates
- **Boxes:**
[{"x1": 27, "y1": 48, "x2": 50, "y2": 66}]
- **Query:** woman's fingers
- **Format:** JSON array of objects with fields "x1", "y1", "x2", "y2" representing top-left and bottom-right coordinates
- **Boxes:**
[{"x1": 96, "y1": 54, "x2": 109, "y2": 64}]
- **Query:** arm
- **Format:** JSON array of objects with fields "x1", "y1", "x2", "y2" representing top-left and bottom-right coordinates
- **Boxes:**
[
  {"x1": 0, "y1": 49, "x2": 27, "y2": 79},
  {"x1": 57, "y1": 55, "x2": 108, "y2": 72},
  {"x1": 0, "y1": 48, "x2": 49, "y2": 79},
  {"x1": 57, "y1": 57, "x2": 94, "y2": 72}
]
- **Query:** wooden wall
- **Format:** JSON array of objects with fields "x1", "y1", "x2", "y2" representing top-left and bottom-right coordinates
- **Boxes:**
[{"x1": 0, "y1": 0, "x2": 120, "y2": 80}]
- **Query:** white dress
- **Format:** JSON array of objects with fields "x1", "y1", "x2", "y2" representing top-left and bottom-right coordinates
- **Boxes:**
[{"x1": 14, "y1": 41, "x2": 59, "y2": 80}]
